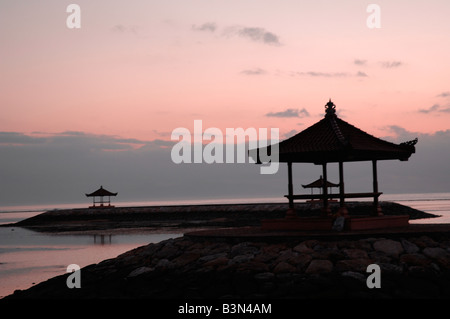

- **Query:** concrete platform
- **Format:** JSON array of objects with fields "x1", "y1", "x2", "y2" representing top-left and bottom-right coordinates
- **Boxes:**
[
  {"x1": 261, "y1": 215, "x2": 410, "y2": 231},
  {"x1": 185, "y1": 223, "x2": 450, "y2": 241}
]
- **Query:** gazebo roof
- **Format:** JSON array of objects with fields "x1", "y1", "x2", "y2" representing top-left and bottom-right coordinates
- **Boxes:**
[
  {"x1": 302, "y1": 176, "x2": 339, "y2": 189},
  {"x1": 85, "y1": 186, "x2": 118, "y2": 197},
  {"x1": 252, "y1": 100, "x2": 417, "y2": 164}
]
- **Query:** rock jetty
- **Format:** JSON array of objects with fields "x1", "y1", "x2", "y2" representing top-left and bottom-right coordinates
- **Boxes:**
[
  {"x1": 6, "y1": 229, "x2": 450, "y2": 299},
  {"x1": 6, "y1": 201, "x2": 438, "y2": 233}
]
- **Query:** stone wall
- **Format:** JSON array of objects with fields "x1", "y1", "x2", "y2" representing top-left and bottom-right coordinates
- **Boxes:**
[{"x1": 6, "y1": 232, "x2": 450, "y2": 299}]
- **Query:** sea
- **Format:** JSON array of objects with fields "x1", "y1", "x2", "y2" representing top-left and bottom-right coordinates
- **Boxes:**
[{"x1": 1, "y1": 192, "x2": 450, "y2": 299}]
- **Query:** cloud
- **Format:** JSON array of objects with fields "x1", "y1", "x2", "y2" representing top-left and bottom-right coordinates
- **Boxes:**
[
  {"x1": 0, "y1": 132, "x2": 47, "y2": 145},
  {"x1": 282, "y1": 129, "x2": 298, "y2": 139},
  {"x1": 0, "y1": 130, "x2": 286, "y2": 206},
  {"x1": 240, "y1": 68, "x2": 267, "y2": 75},
  {"x1": 290, "y1": 70, "x2": 369, "y2": 78},
  {"x1": 266, "y1": 108, "x2": 310, "y2": 118},
  {"x1": 418, "y1": 104, "x2": 440, "y2": 114},
  {"x1": 437, "y1": 92, "x2": 450, "y2": 98},
  {"x1": 354, "y1": 59, "x2": 367, "y2": 66},
  {"x1": 152, "y1": 129, "x2": 173, "y2": 138},
  {"x1": 192, "y1": 22, "x2": 217, "y2": 32},
  {"x1": 111, "y1": 24, "x2": 139, "y2": 34},
  {"x1": 292, "y1": 71, "x2": 349, "y2": 78},
  {"x1": 223, "y1": 26, "x2": 281, "y2": 46},
  {"x1": 439, "y1": 107, "x2": 450, "y2": 113},
  {"x1": 376, "y1": 126, "x2": 450, "y2": 194},
  {"x1": 380, "y1": 61, "x2": 403, "y2": 68},
  {"x1": 3, "y1": 127, "x2": 450, "y2": 206},
  {"x1": 418, "y1": 104, "x2": 450, "y2": 114},
  {"x1": 193, "y1": 22, "x2": 282, "y2": 46},
  {"x1": 383, "y1": 125, "x2": 418, "y2": 141},
  {"x1": 0, "y1": 131, "x2": 178, "y2": 205},
  {"x1": 356, "y1": 71, "x2": 368, "y2": 77},
  {"x1": 0, "y1": 131, "x2": 160, "y2": 152}
]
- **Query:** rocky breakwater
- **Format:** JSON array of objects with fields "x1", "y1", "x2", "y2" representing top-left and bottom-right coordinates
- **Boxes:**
[
  {"x1": 6, "y1": 231, "x2": 450, "y2": 299},
  {"x1": 6, "y1": 201, "x2": 437, "y2": 233}
]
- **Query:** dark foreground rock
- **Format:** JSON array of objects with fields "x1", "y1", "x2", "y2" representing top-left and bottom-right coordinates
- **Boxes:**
[{"x1": 5, "y1": 230, "x2": 450, "y2": 299}]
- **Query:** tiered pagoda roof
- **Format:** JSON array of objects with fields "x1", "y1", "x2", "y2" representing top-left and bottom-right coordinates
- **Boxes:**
[{"x1": 257, "y1": 99, "x2": 417, "y2": 164}]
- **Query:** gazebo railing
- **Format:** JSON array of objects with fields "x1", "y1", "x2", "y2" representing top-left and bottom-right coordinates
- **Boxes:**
[{"x1": 285, "y1": 192, "x2": 382, "y2": 201}]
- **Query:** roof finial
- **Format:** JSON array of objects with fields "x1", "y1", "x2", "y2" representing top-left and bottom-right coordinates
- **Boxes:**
[{"x1": 325, "y1": 99, "x2": 336, "y2": 117}]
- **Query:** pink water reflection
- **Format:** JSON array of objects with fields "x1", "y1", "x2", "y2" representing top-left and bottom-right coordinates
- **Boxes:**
[{"x1": 0, "y1": 228, "x2": 181, "y2": 298}]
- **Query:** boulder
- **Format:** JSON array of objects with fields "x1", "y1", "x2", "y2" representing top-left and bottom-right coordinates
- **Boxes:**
[
  {"x1": 229, "y1": 254, "x2": 254, "y2": 265},
  {"x1": 423, "y1": 247, "x2": 448, "y2": 259},
  {"x1": 373, "y1": 239, "x2": 404, "y2": 257},
  {"x1": 401, "y1": 239, "x2": 420, "y2": 254},
  {"x1": 127, "y1": 266, "x2": 153, "y2": 278},
  {"x1": 273, "y1": 261, "x2": 296, "y2": 274},
  {"x1": 288, "y1": 254, "x2": 313, "y2": 270},
  {"x1": 305, "y1": 259, "x2": 333, "y2": 274},
  {"x1": 203, "y1": 256, "x2": 229, "y2": 268},
  {"x1": 293, "y1": 242, "x2": 314, "y2": 254},
  {"x1": 172, "y1": 252, "x2": 200, "y2": 267},
  {"x1": 335, "y1": 259, "x2": 373, "y2": 272},
  {"x1": 343, "y1": 248, "x2": 369, "y2": 260},
  {"x1": 400, "y1": 253, "x2": 432, "y2": 267}
]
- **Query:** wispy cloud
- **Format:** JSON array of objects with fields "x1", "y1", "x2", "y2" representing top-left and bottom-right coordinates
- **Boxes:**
[
  {"x1": 233, "y1": 26, "x2": 281, "y2": 46},
  {"x1": 354, "y1": 59, "x2": 367, "y2": 66},
  {"x1": 111, "y1": 24, "x2": 139, "y2": 34},
  {"x1": 0, "y1": 131, "x2": 173, "y2": 152},
  {"x1": 152, "y1": 129, "x2": 173, "y2": 138},
  {"x1": 0, "y1": 132, "x2": 47, "y2": 146},
  {"x1": 266, "y1": 108, "x2": 310, "y2": 118},
  {"x1": 356, "y1": 71, "x2": 368, "y2": 77},
  {"x1": 194, "y1": 23, "x2": 282, "y2": 46},
  {"x1": 192, "y1": 22, "x2": 217, "y2": 32},
  {"x1": 437, "y1": 91, "x2": 450, "y2": 98},
  {"x1": 380, "y1": 60, "x2": 403, "y2": 68},
  {"x1": 293, "y1": 71, "x2": 349, "y2": 77},
  {"x1": 240, "y1": 68, "x2": 267, "y2": 75},
  {"x1": 418, "y1": 104, "x2": 450, "y2": 114},
  {"x1": 282, "y1": 129, "x2": 298, "y2": 139},
  {"x1": 292, "y1": 71, "x2": 369, "y2": 78}
]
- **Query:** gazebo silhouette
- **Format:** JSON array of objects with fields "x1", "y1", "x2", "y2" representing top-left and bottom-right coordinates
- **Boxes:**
[
  {"x1": 302, "y1": 175, "x2": 339, "y2": 204},
  {"x1": 250, "y1": 99, "x2": 417, "y2": 230},
  {"x1": 85, "y1": 186, "x2": 118, "y2": 208}
]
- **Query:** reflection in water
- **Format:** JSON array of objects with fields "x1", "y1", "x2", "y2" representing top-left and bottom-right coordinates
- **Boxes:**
[
  {"x1": 93, "y1": 234, "x2": 112, "y2": 245},
  {"x1": 0, "y1": 227, "x2": 182, "y2": 298}
]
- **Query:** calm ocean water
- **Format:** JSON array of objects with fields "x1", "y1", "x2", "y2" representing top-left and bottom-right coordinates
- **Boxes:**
[{"x1": 0, "y1": 192, "x2": 449, "y2": 298}]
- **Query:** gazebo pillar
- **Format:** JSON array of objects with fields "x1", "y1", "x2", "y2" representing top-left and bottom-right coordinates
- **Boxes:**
[
  {"x1": 372, "y1": 160, "x2": 383, "y2": 216},
  {"x1": 321, "y1": 163, "x2": 331, "y2": 216},
  {"x1": 286, "y1": 161, "x2": 296, "y2": 218},
  {"x1": 337, "y1": 161, "x2": 349, "y2": 216}
]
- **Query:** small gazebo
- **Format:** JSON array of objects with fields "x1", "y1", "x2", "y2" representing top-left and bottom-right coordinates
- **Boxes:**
[
  {"x1": 85, "y1": 186, "x2": 118, "y2": 208},
  {"x1": 250, "y1": 99, "x2": 417, "y2": 230},
  {"x1": 302, "y1": 175, "x2": 339, "y2": 196},
  {"x1": 302, "y1": 175, "x2": 339, "y2": 204}
]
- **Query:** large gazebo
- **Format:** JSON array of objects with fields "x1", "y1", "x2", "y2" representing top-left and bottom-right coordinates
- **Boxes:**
[
  {"x1": 251, "y1": 99, "x2": 417, "y2": 230},
  {"x1": 85, "y1": 186, "x2": 118, "y2": 208}
]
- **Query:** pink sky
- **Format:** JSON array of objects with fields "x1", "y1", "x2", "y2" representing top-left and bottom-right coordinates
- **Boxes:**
[{"x1": 1, "y1": 0, "x2": 450, "y2": 142}]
